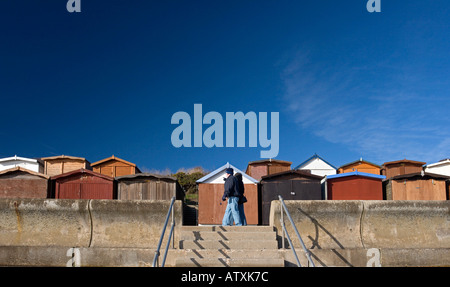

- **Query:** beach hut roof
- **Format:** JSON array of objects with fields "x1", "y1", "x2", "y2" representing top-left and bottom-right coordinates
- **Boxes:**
[
  {"x1": 327, "y1": 171, "x2": 385, "y2": 180},
  {"x1": 294, "y1": 153, "x2": 337, "y2": 170},
  {"x1": 338, "y1": 158, "x2": 381, "y2": 169},
  {"x1": 0, "y1": 166, "x2": 49, "y2": 179},
  {"x1": 51, "y1": 168, "x2": 113, "y2": 181},
  {"x1": 196, "y1": 162, "x2": 258, "y2": 184}
]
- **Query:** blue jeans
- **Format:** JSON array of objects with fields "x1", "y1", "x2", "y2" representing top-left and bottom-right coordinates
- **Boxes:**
[
  {"x1": 238, "y1": 203, "x2": 247, "y2": 226},
  {"x1": 224, "y1": 203, "x2": 247, "y2": 226},
  {"x1": 222, "y1": 196, "x2": 242, "y2": 226}
]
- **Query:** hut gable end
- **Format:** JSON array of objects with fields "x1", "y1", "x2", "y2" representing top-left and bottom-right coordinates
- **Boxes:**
[
  {"x1": 381, "y1": 159, "x2": 426, "y2": 179},
  {"x1": 294, "y1": 154, "x2": 337, "y2": 177},
  {"x1": 337, "y1": 158, "x2": 381, "y2": 175},
  {"x1": 245, "y1": 159, "x2": 291, "y2": 181},
  {"x1": 0, "y1": 155, "x2": 44, "y2": 173},
  {"x1": 41, "y1": 155, "x2": 91, "y2": 177},
  {"x1": 91, "y1": 155, "x2": 141, "y2": 178},
  {"x1": 424, "y1": 159, "x2": 450, "y2": 177}
]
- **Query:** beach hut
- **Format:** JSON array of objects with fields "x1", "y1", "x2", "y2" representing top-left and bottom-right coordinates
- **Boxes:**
[
  {"x1": 0, "y1": 167, "x2": 49, "y2": 198},
  {"x1": 259, "y1": 170, "x2": 323, "y2": 225},
  {"x1": 197, "y1": 162, "x2": 259, "y2": 225},
  {"x1": 294, "y1": 153, "x2": 337, "y2": 177},
  {"x1": 424, "y1": 159, "x2": 450, "y2": 177},
  {"x1": 384, "y1": 172, "x2": 448, "y2": 200},
  {"x1": 325, "y1": 171, "x2": 386, "y2": 200},
  {"x1": 337, "y1": 158, "x2": 381, "y2": 175},
  {"x1": 381, "y1": 159, "x2": 426, "y2": 179},
  {"x1": 41, "y1": 155, "x2": 91, "y2": 177},
  {"x1": 245, "y1": 159, "x2": 292, "y2": 181},
  {"x1": 0, "y1": 155, "x2": 44, "y2": 173},
  {"x1": 91, "y1": 155, "x2": 141, "y2": 178},
  {"x1": 116, "y1": 173, "x2": 184, "y2": 200},
  {"x1": 51, "y1": 169, "x2": 115, "y2": 199}
]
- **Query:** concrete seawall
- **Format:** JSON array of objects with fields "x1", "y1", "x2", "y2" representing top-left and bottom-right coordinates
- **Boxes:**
[
  {"x1": 361, "y1": 201, "x2": 450, "y2": 249},
  {"x1": 270, "y1": 200, "x2": 450, "y2": 266},
  {"x1": 0, "y1": 199, "x2": 92, "y2": 247},
  {"x1": 270, "y1": 200, "x2": 450, "y2": 249},
  {"x1": 0, "y1": 198, "x2": 182, "y2": 249},
  {"x1": 1, "y1": 198, "x2": 450, "y2": 266}
]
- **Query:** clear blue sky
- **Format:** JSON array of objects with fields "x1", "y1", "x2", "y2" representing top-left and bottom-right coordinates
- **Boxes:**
[{"x1": 1, "y1": 1, "x2": 449, "y2": 174}]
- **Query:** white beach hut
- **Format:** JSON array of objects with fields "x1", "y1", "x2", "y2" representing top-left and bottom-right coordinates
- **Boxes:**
[{"x1": 0, "y1": 155, "x2": 44, "y2": 173}]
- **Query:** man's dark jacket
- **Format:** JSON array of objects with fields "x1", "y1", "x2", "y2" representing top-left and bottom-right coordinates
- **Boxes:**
[{"x1": 222, "y1": 175, "x2": 240, "y2": 200}]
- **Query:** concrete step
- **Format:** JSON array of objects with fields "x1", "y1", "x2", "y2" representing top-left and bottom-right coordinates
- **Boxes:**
[
  {"x1": 180, "y1": 239, "x2": 278, "y2": 250},
  {"x1": 181, "y1": 226, "x2": 275, "y2": 232},
  {"x1": 180, "y1": 231, "x2": 276, "y2": 241},
  {"x1": 181, "y1": 248, "x2": 282, "y2": 259},
  {"x1": 3, "y1": 246, "x2": 450, "y2": 267},
  {"x1": 176, "y1": 225, "x2": 281, "y2": 267},
  {"x1": 175, "y1": 257, "x2": 285, "y2": 267}
]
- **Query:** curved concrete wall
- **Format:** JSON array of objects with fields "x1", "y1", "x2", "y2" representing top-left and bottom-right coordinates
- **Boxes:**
[
  {"x1": 0, "y1": 199, "x2": 91, "y2": 247},
  {"x1": 89, "y1": 199, "x2": 182, "y2": 248},
  {"x1": 270, "y1": 200, "x2": 364, "y2": 249},
  {"x1": 0, "y1": 198, "x2": 182, "y2": 249},
  {"x1": 362, "y1": 200, "x2": 450, "y2": 249},
  {"x1": 270, "y1": 200, "x2": 450, "y2": 249}
]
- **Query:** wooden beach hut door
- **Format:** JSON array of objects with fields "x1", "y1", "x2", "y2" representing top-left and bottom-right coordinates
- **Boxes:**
[
  {"x1": 56, "y1": 178, "x2": 112, "y2": 199},
  {"x1": 261, "y1": 181, "x2": 290, "y2": 226},
  {"x1": 261, "y1": 180, "x2": 320, "y2": 225},
  {"x1": 57, "y1": 182, "x2": 81, "y2": 199},
  {"x1": 198, "y1": 184, "x2": 228, "y2": 225}
]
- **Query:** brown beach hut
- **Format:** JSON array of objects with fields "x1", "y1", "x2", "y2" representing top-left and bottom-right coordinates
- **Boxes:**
[
  {"x1": 384, "y1": 172, "x2": 449, "y2": 200},
  {"x1": 381, "y1": 159, "x2": 426, "y2": 179},
  {"x1": 91, "y1": 155, "x2": 141, "y2": 178},
  {"x1": 259, "y1": 170, "x2": 323, "y2": 225},
  {"x1": 0, "y1": 167, "x2": 50, "y2": 198},
  {"x1": 197, "y1": 162, "x2": 259, "y2": 225},
  {"x1": 116, "y1": 173, "x2": 184, "y2": 200},
  {"x1": 51, "y1": 169, "x2": 115, "y2": 199},
  {"x1": 245, "y1": 159, "x2": 292, "y2": 181},
  {"x1": 41, "y1": 155, "x2": 91, "y2": 177}
]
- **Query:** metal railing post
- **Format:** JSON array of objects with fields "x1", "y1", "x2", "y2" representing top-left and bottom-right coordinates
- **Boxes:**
[
  {"x1": 152, "y1": 196, "x2": 176, "y2": 267},
  {"x1": 278, "y1": 195, "x2": 315, "y2": 267},
  {"x1": 171, "y1": 203, "x2": 175, "y2": 249}
]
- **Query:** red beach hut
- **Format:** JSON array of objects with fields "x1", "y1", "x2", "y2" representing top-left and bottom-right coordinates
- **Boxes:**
[{"x1": 51, "y1": 168, "x2": 115, "y2": 199}]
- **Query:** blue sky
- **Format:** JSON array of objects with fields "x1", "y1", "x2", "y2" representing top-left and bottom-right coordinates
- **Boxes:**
[{"x1": 1, "y1": 1, "x2": 449, "y2": 174}]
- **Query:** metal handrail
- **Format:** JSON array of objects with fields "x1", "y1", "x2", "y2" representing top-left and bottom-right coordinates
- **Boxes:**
[
  {"x1": 278, "y1": 195, "x2": 315, "y2": 267},
  {"x1": 152, "y1": 196, "x2": 176, "y2": 267}
]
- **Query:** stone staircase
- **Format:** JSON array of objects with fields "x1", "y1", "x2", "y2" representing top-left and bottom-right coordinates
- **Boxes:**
[{"x1": 175, "y1": 226, "x2": 285, "y2": 267}]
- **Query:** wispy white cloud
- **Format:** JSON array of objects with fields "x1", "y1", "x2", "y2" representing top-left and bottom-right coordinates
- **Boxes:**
[{"x1": 281, "y1": 51, "x2": 450, "y2": 164}]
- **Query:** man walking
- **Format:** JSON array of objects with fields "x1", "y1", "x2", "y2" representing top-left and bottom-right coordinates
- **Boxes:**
[
  {"x1": 235, "y1": 173, "x2": 247, "y2": 226},
  {"x1": 221, "y1": 168, "x2": 242, "y2": 226}
]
